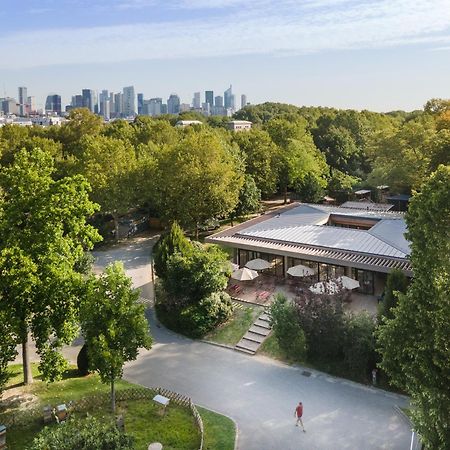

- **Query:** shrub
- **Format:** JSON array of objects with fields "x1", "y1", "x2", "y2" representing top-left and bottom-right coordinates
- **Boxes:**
[
  {"x1": 378, "y1": 269, "x2": 408, "y2": 320},
  {"x1": 270, "y1": 294, "x2": 306, "y2": 359},
  {"x1": 77, "y1": 344, "x2": 90, "y2": 376},
  {"x1": 294, "y1": 291, "x2": 345, "y2": 360},
  {"x1": 342, "y1": 312, "x2": 376, "y2": 378},
  {"x1": 28, "y1": 415, "x2": 134, "y2": 450}
]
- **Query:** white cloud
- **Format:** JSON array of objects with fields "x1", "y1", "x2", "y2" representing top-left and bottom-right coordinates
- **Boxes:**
[{"x1": 2, "y1": 0, "x2": 450, "y2": 69}]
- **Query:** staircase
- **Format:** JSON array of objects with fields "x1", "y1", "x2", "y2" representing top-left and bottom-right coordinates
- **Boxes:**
[{"x1": 235, "y1": 310, "x2": 272, "y2": 355}]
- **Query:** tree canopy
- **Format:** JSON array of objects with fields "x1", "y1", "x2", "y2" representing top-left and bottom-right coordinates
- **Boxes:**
[{"x1": 376, "y1": 165, "x2": 450, "y2": 448}]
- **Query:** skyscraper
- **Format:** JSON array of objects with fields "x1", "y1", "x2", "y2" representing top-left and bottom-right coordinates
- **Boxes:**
[
  {"x1": 149, "y1": 98, "x2": 162, "y2": 116},
  {"x1": 224, "y1": 85, "x2": 233, "y2": 109},
  {"x1": 205, "y1": 91, "x2": 214, "y2": 109},
  {"x1": 215, "y1": 96, "x2": 223, "y2": 108},
  {"x1": 193, "y1": 92, "x2": 201, "y2": 109},
  {"x1": 137, "y1": 93, "x2": 144, "y2": 115},
  {"x1": 99, "y1": 90, "x2": 110, "y2": 120},
  {"x1": 241, "y1": 94, "x2": 247, "y2": 109},
  {"x1": 122, "y1": 86, "x2": 136, "y2": 117},
  {"x1": 18, "y1": 86, "x2": 27, "y2": 116},
  {"x1": 167, "y1": 94, "x2": 180, "y2": 115},
  {"x1": 27, "y1": 96, "x2": 36, "y2": 114},
  {"x1": 45, "y1": 94, "x2": 62, "y2": 114},
  {"x1": 82, "y1": 89, "x2": 96, "y2": 112},
  {"x1": 114, "y1": 92, "x2": 123, "y2": 116}
]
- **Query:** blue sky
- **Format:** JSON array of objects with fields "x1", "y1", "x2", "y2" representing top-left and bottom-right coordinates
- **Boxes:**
[{"x1": 1, "y1": 0, "x2": 450, "y2": 111}]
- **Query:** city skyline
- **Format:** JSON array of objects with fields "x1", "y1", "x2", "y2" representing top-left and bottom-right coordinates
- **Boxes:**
[{"x1": 1, "y1": 0, "x2": 450, "y2": 111}]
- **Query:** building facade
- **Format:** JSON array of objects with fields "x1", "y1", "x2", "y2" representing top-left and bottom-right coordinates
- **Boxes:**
[{"x1": 206, "y1": 203, "x2": 412, "y2": 299}]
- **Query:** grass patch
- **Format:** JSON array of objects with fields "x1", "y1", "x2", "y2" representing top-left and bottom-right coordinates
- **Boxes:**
[
  {"x1": 205, "y1": 303, "x2": 263, "y2": 346},
  {"x1": 2, "y1": 364, "x2": 215, "y2": 450},
  {"x1": 198, "y1": 406, "x2": 235, "y2": 450}
]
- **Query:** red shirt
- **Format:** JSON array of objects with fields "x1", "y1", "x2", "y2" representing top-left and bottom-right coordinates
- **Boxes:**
[{"x1": 295, "y1": 405, "x2": 303, "y2": 418}]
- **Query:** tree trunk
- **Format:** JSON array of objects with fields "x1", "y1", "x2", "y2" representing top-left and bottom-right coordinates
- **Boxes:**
[
  {"x1": 22, "y1": 333, "x2": 33, "y2": 385},
  {"x1": 111, "y1": 378, "x2": 116, "y2": 414},
  {"x1": 284, "y1": 186, "x2": 288, "y2": 204},
  {"x1": 195, "y1": 223, "x2": 199, "y2": 240}
]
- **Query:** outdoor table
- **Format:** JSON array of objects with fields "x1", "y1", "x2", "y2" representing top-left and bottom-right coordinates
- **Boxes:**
[{"x1": 153, "y1": 394, "x2": 170, "y2": 416}]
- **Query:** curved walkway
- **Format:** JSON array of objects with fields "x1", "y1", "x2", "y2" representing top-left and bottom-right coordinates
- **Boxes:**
[{"x1": 94, "y1": 235, "x2": 411, "y2": 450}]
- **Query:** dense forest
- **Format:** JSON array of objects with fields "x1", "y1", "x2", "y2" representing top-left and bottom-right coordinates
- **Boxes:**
[{"x1": 0, "y1": 98, "x2": 448, "y2": 236}]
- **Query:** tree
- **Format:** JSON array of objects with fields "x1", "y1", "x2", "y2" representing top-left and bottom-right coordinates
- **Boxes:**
[
  {"x1": 378, "y1": 269, "x2": 408, "y2": 320},
  {"x1": 155, "y1": 129, "x2": 244, "y2": 237},
  {"x1": 77, "y1": 135, "x2": 138, "y2": 240},
  {"x1": 376, "y1": 165, "x2": 450, "y2": 448},
  {"x1": 153, "y1": 222, "x2": 193, "y2": 279},
  {"x1": 423, "y1": 98, "x2": 450, "y2": 115},
  {"x1": 342, "y1": 312, "x2": 376, "y2": 378},
  {"x1": 270, "y1": 294, "x2": 307, "y2": 359},
  {"x1": 162, "y1": 244, "x2": 229, "y2": 308},
  {"x1": 58, "y1": 108, "x2": 103, "y2": 157},
  {"x1": 232, "y1": 129, "x2": 280, "y2": 196},
  {"x1": 29, "y1": 415, "x2": 134, "y2": 450},
  {"x1": 231, "y1": 174, "x2": 261, "y2": 223},
  {"x1": 81, "y1": 262, "x2": 152, "y2": 413},
  {"x1": 0, "y1": 148, "x2": 101, "y2": 385}
]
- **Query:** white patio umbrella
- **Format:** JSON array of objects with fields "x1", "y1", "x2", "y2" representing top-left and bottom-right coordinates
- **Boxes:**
[
  {"x1": 309, "y1": 281, "x2": 340, "y2": 295},
  {"x1": 245, "y1": 258, "x2": 272, "y2": 271},
  {"x1": 231, "y1": 267, "x2": 259, "y2": 281},
  {"x1": 336, "y1": 276, "x2": 360, "y2": 290},
  {"x1": 287, "y1": 264, "x2": 316, "y2": 277}
]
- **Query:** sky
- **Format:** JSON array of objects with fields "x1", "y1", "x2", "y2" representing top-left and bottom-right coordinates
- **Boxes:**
[{"x1": 1, "y1": 0, "x2": 450, "y2": 111}]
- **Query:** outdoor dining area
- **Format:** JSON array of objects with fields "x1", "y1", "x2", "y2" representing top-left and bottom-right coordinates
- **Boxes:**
[{"x1": 227, "y1": 258, "x2": 376, "y2": 314}]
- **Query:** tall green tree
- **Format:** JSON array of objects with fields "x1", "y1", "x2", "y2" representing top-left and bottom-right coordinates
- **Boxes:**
[
  {"x1": 153, "y1": 222, "x2": 193, "y2": 279},
  {"x1": 231, "y1": 174, "x2": 261, "y2": 223},
  {"x1": 0, "y1": 148, "x2": 101, "y2": 384},
  {"x1": 81, "y1": 262, "x2": 152, "y2": 413},
  {"x1": 232, "y1": 129, "x2": 280, "y2": 196},
  {"x1": 155, "y1": 129, "x2": 244, "y2": 237},
  {"x1": 77, "y1": 135, "x2": 138, "y2": 240},
  {"x1": 376, "y1": 165, "x2": 450, "y2": 448}
]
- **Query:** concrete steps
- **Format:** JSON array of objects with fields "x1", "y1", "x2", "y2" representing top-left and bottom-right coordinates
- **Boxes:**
[{"x1": 235, "y1": 309, "x2": 272, "y2": 355}]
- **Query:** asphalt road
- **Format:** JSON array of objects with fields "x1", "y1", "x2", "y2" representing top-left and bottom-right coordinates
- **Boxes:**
[{"x1": 93, "y1": 235, "x2": 411, "y2": 450}]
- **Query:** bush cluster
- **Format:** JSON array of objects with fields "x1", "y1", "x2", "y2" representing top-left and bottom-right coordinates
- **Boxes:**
[
  {"x1": 28, "y1": 415, "x2": 134, "y2": 450},
  {"x1": 154, "y1": 223, "x2": 233, "y2": 338},
  {"x1": 270, "y1": 293, "x2": 376, "y2": 380}
]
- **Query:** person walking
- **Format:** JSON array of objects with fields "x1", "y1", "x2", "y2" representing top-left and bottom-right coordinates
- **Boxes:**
[{"x1": 294, "y1": 401, "x2": 306, "y2": 432}]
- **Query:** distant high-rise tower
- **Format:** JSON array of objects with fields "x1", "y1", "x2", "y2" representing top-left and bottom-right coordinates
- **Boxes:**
[
  {"x1": 137, "y1": 93, "x2": 144, "y2": 115},
  {"x1": 122, "y1": 86, "x2": 136, "y2": 117},
  {"x1": 18, "y1": 87, "x2": 28, "y2": 116},
  {"x1": 193, "y1": 92, "x2": 201, "y2": 109},
  {"x1": 99, "y1": 90, "x2": 110, "y2": 119},
  {"x1": 224, "y1": 85, "x2": 233, "y2": 109},
  {"x1": 27, "y1": 96, "x2": 36, "y2": 114},
  {"x1": 45, "y1": 94, "x2": 62, "y2": 114},
  {"x1": 167, "y1": 94, "x2": 180, "y2": 114},
  {"x1": 114, "y1": 92, "x2": 123, "y2": 116},
  {"x1": 82, "y1": 89, "x2": 96, "y2": 112},
  {"x1": 149, "y1": 98, "x2": 162, "y2": 116},
  {"x1": 241, "y1": 94, "x2": 247, "y2": 109},
  {"x1": 205, "y1": 91, "x2": 214, "y2": 109},
  {"x1": 215, "y1": 96, "x2": 223, "y2": 108}
]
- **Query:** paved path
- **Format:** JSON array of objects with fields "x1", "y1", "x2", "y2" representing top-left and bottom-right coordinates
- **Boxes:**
[{"x1": 98, "y1": 235, "x2": 411, "y2": 450}]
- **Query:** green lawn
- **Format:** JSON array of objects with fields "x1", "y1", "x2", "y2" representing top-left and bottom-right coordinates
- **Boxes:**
[
  {"x1": 2, "y1": 364, "x2": 235, "y2": 450},
  {"x1": 205, "y1": 303, "x2": 263, "y2": 346},
  {"x1": 198, "y1": 406, "x2": 236, "y2": 450}
]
